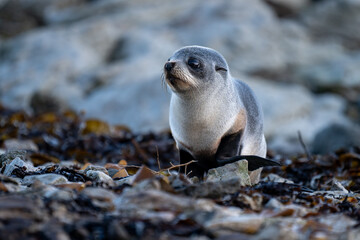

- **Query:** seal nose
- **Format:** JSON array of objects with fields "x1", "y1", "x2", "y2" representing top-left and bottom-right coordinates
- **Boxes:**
[{"x1": 164, "y1": 62, "x2": 175, "y2": 72}]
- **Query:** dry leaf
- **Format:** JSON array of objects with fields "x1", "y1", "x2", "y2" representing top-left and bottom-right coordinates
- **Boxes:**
[
  {"x1": 112, "y1": 169, "x2": 129, "y2": 179},
  {"x1": 132, "y1": 165, "x2": 156, "y2": 184}
]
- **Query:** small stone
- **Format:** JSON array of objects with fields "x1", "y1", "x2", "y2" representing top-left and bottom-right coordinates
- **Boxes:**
[
  {"x1": 43, "y1": 186, "x2": 75, "y2": 201},
  {"x1": 264, "y1": 173, "x2": 294, "y2": 184},
  {"x1": 0, "y1": 150, "x2": 27, "y2": 168},
  {"x1": 3, "y1": 157, "x2": 36, "y2": 177},
  {"x1": 3, "y1": 139, "x2": 38, "y2": 152},
  {"x1": 265, "y1": 198, "x2": 284, "y2": 209},
  {"x1": 183, "y1": 178, "x2": 247, "y2": 198},
  {"x1": 86, "y1": 170, "x2": 114, "y2": 185},
  {"x1": 206, "y1": 160, "x2": 251, "y2": 186},
  {"x1": 205, "y1": 214, "x2": 264, "y2": 235},
  {"x1": 22, "y1": 174, "x2": 68, "y2": 186},
  {"x1": 82, "y1": 165, "x2": 109, "y2": 175},
  {"x1": 114, "y1": 176, "x2": 134, "y2": 186},
  {"x1": 82, "y1": 187, "x2": 115, "y2": 211}
]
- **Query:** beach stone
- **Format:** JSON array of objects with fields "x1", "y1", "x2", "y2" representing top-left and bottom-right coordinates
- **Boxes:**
[{"x1": 22, "y1": 173, "x2": 68, "y2": 186}]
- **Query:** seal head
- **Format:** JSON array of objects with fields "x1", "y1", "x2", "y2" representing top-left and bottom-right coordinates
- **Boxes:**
[{"x1": 164, "y1": 46, "x2": 229, "y2": 94}]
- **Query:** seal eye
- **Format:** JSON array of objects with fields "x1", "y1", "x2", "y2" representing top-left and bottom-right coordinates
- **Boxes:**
[{"x1": 188, "y1": 58, "x2": 200, "y2": 69}]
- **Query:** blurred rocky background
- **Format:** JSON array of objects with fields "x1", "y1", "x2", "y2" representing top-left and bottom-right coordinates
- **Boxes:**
[{"x1": 0, "y1": 0, "x2": 359, "y2": 156}]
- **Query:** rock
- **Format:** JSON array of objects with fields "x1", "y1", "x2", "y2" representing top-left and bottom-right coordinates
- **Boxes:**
[
  {"x1": 265, "y1": 198, "x2": 284, "y2": 209},
  {"x1": 0, "y1": 150, "x2": 27, "y2": 168},
  {"x1": 182, "y1": 178, "x2": 249, "y2": 199},
  {"x1": 29, "y1": 91, "x2": 68, "y2": 115},
  {"x1": 43, "y1": 0, "x2": 125, "y2": 25},
  {"x1": 206, "y1": 160, "x2": 251, "y2": 186},
  {"x1": 318, "y1": 214, "x2": 357, "y2": 233},
  {"x1": 245, "y1": 77, "x2": 350, "y2": 154},
  {"x1": 86, "y1": 170, "x2": 114, "y2": 185},
  {"x1": 312, "y1": 123, "x2": 360, "y2": 154},
  {"x1": 264, "y1": 0, "x2": 310, "y2": 17},
  {"x1": 81, "y1": 187, "x2": 115, "y2": 211},
  {"x1": 263, "y1": 173, "x2": 294, "y2": 184},
  {"x1": 3, "y1": 157, "x2": 36, "y2": 177},
  {"x1": 0, "y1": 195, "x2": 45, "y2": 220},
  {"x1": 43, "y1": 186, "x2": 75, "y2": 201},
  {"x1": 18, "y1": 0, "x2": 87, "y2": 24},
  {"x1": 115, "y1": 176, "x2": 134, "y2": 186},
  {"x1": 82, "y1": 165, "x2": 108, "y2": 175},
  {"x1": 115, "y1": 188, "x2": 244, "y2": 226},
  {"x1": 205, "y1": 214, "x2": 264, "y2": 235},
  {"x1": 0, "y1": 14, "x2": 122, "y2": 111},
  {"x1": 0, "y1": 174, "x2": 22, "y2": 192},
  {"x1": 295, "y1": 52, "x2": 360, "y2": 91},
  {"x1": 301, "y1": 0, "x2": 360, "y2": 48},
  {"x1": 0, "y1": 0, "x2": 39, "y2": 38},
  {"x1": 3, "y1": 139, "x2": 38, "y2": 151},
  {"x1": 22, "y1": 173, "x2": 68, "y2": 186}
]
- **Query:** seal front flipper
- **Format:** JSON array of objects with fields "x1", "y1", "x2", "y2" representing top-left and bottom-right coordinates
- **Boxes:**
[{"x1": 217, "y1": 155, "x2": 281, "y2": 171}]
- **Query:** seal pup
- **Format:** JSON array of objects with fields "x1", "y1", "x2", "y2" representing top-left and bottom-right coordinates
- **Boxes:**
[{"x1": 164, "y1": 46, "x2": 278, "y2": 184}]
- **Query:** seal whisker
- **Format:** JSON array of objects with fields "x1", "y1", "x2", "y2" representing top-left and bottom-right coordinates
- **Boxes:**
[{"x1": 160, "y1": 72, "x2": 168, "y2": 93}]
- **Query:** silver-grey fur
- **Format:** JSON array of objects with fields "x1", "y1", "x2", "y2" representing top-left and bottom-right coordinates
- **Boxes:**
[{"x1": 164, "y1": 46, "x2": 266, "y2": 184}]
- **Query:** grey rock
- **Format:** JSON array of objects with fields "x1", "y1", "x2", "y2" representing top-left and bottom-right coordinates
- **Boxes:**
[
  {"x1": 3, "y1": 139, "x2": 38, "y2": 152},
  {"x1": 0, "y1": 174, "x2": 22, "y2": 192},
  {"x1": 29, "y1": 90, "x2": 68, "y2": 115},
  {"x1": 43, "y1": 186, "x2": 75, "y2": 201},
  {"x1": 82, "y1": 165, "x2": 108, "y2": 175},
  {"x1": 0, "y1": 150, "x2": 27, "y2": 168},
  {"x1": 301, "y1": 0, "x2": 360, "y2": 47},
  {"x1": 312, "y1": 123, "x2": 360, "y2": 154},
  {"x1": 182, "y1": 178, "x2": 249, "y2": 199},
  {"x1": 114, "y1": 175, "x2": 134, "y2": 186},
  {"x1": 263, "y1": 173, "x2": 294, "y2": 184},
  {"x1": 265, "y1": 0, "x2": 309, "y2": 14},
  {"x1": 86, "y1": 170, "x2": 114, "y2": 185},
  {"x1": 81, "y1": 187, "x2": 116, "y2": 211},
  {"x1": 246, "y1": 77, "x2": 350, "y2": 154},
  {"x1": 78, "y1": 75, "x2": 171, "y2": 132},
  {"x1": 0, "y1": 15, "x2": 122, "y2": 111},
  {"x1": 0, "y1": 0, "x2": 8, "y2": 8},
  {"x1": 206, "y1": 160, "x2": 251, "y2": 186},
  {"x1": 295, "y1": 52, "x2": 360, "y2": 90},
  {"x1": 43, "y1": 0, "x2": 126, "y2": 25},
  {"x1": 11, "y1": 0, "x2": 87, "y2": 26},
  {"x1": 204, "y1": 214, "x2": 264, "y2": 236},
  {"x1": 114, "y1": 189, "x2": 243, "y2": 224},
  {"x1": 3, "y1": 157, "x2": 36, "y2": 177},
  {"x1": 265, "y1": 198, "x2": 284, "y2": 209},
  {"x1": 22, "y1": 173, "x2": 68, "y2": 186}
]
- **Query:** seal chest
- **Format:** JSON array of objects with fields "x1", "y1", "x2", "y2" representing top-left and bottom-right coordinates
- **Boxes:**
[{"x1": 164, "y1": 45, "x2": 266, "y2": 182}]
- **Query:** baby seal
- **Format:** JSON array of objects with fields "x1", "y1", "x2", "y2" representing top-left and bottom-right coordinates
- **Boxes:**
[{"x1": 164, "y1": 46, "x2": 277, "y2": 184}]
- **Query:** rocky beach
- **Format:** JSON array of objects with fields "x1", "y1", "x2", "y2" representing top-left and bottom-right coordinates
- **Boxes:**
[{"x1": 1, "y1": 0, "x2": 360, "y2": 239}]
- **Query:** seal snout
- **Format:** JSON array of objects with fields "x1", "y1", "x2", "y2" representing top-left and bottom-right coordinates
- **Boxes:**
[{"x1": 164, "y1": 61, "x2": 175, "y2": 72}]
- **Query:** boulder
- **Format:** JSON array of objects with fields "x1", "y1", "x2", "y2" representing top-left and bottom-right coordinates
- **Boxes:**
[{"x1": 245, "y1": 77, "x2": 350, "y2": 154}]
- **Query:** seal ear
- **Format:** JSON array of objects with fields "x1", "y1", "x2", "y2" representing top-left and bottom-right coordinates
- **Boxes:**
[{"x1": 215, "y1": 66, "x2": 227, "y2": 72}]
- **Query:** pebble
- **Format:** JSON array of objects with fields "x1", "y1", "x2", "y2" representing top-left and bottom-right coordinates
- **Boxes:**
[
  {"x1": 3, "y1": 157, "x2": 36, "y2": 177},
  {"x1": 3, "y1": 139, "x2": 39, "y2": 152},
  {"x1": 22, "y1": 174, "x2": 68, "y2": 186},
  {"x1": 86, "y1": 170, "x2": 114, "y2": 185},
  {"x1": 206, "y1": 160, "x2": 251, "y2": 186}
]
